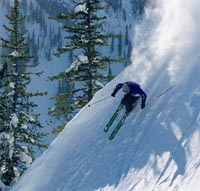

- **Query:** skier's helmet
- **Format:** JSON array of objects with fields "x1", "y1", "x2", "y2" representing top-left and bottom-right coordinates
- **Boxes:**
[{"x1": 122, "y1": 84, "x2": 130, "y2": 93}]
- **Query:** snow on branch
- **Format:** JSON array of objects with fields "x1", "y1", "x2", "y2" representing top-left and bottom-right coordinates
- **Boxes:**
[
  {"x1": 0, "y1": 64, "x2": 3, "y2": 71},
  {"x1": 65, "y1": 54, "x2": 88, "y2": 73},
  {"x1": 93, "y1": 80, "x2": 104, "y2": 88},
  {"x1": 20, "y1": 151, "x2": 32, "y2": 168},
  {"x1": 75, "y1": 3, "x2": 88, "y2": 14},
  {"x1": 20, "y1": 111, "x2": 36, "y2": 122},
  {"x1": 10, "y1": 113, "x2": 19, "y2": 128},
  {"x1": 9, "y1": 82, "x2": 15, "y2": 89},
  {"x1": 9, "y1": 50, "x2": 20, "y2": 57}
]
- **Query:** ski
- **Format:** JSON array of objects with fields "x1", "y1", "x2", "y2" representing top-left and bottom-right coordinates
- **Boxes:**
[
  {"x1": 103, "y1": 104, "x2": 123, "y2": 132},
  {"x1": 108, "y1": 112, "x2": 129, "y2": 140}
]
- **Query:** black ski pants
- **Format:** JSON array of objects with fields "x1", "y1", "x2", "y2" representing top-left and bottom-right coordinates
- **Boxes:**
[{"x1": 120, "y1": 94, "x2": 139, "y2": 113}]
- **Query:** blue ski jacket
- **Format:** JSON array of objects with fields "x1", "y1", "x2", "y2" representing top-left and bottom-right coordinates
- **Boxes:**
[{"x1": 111, "y1": 81, "x2": 147, "y2": 107}]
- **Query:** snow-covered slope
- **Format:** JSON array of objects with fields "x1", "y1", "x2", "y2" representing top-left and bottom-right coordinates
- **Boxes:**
[{"x1": 11, "y1": 0, "x2": 200, "y2": 190}]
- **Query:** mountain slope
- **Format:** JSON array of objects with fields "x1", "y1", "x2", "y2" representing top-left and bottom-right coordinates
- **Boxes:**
[
  {"x1": 11, "y1": 0, "x2": 200, "y2": 191},
  {"x1": 11, "y1": 65, "x2": 200, "y2": 191}
]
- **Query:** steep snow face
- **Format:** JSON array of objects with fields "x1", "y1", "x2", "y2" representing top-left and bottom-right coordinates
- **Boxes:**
[
  {"x1": 131, "y1": 0, "x2": 200, "y2": 86},
  {"x1": 11, "y1": 0, "x2": 200, "y2": 191}
]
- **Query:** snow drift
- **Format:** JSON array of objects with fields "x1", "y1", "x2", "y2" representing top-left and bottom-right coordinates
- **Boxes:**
[{"x1": 11, "y1": 0, "x2": 200, "y2": 190}]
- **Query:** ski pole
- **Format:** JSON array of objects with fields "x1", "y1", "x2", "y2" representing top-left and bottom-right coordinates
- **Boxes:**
[
  {"x1": 149, "y1": 86, "x2": 175, "y2": 104},
  {"x1": 88, "y1": 96, "x2": 111, "y2": 107}
]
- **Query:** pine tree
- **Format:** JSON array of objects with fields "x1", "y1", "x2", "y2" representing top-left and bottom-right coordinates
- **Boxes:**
[
  {"x1": 130, "y1": 0, "x2": 146, "y2": 16},
  {"x1": 49, "y1": 0, "x2": 122, "y2": 132},
  {"x1": 0, "y1": 0, "x2": 47, "y2": 186},
  {"x1": 125, "y1": 25, "x2": 129, "y2": 47},
  {"x1": 118, "y1": 31, "x2": 123, "y2": 56}
]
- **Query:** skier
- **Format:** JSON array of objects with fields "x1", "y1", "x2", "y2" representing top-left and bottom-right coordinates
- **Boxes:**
[{"x1": 111, "y1": 81, "x2": 147, "y2": 114}]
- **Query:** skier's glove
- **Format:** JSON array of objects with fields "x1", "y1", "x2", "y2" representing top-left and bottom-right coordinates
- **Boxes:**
[
  {"x1": 111, "y1": 92, "x2": 115, "y2": 97},
  {"x1": 141, "y1": 103, "x2": 145, "y2": 109}
]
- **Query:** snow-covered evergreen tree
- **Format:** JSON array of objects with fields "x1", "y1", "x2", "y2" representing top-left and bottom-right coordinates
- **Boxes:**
[
  {"x1": 49, "y1": 0, "x2": 122, "y2": 132},
  {"x1": 0, "y1": 0, "x2": 47, "y2": 186}
]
